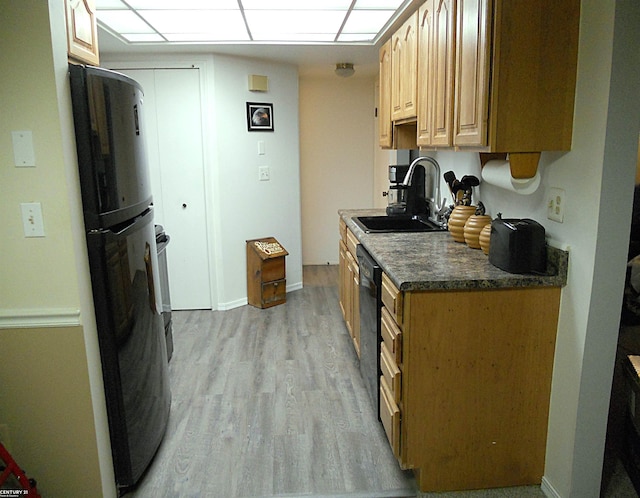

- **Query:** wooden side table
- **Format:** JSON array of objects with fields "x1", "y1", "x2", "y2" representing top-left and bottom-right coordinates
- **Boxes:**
[{"x1": 246, "y1": 237, "x2": 289, "y2": 308}]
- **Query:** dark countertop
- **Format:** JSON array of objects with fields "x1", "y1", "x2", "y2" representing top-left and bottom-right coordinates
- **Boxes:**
[{"x1": 339, "y1": 209, "x2": 568, "y2": 292}]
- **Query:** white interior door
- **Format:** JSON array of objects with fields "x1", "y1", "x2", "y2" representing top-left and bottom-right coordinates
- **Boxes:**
[{"x1": 121, "y1": 68, "x2": 212, "y2": 310}]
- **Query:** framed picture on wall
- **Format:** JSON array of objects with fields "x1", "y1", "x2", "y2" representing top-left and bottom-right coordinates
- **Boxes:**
[{"x1": 246, "y1": 102, "x2": 274, "y2": 132}]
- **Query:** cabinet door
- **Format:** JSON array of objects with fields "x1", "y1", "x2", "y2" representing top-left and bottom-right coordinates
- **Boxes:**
[
  {"x1": 379, "y1": 39, "x2": 393, "y2": 148},
  {"x1": 350, "y1": 257, "x2": 361, "y2": 356},
  {"x1": 391, "y1": 12, "x2": 418, "y2": 121},
  {"x1": 453, "y1": 0, "x2": 490, "y2": 146},
  {"x1": 416, "y1": 0, "x2": 435, "y2": 146},
  {"x1": 338, "y1": 240, "x2": 348, "y2": 321},
  {"x1": 344, "y1": 250, "x2": 356, "y2": 337},
  {"x1": 430, "y1": 0, "x2": 456, "y2": 146},
  {"x1": 65, "y1": 0, "x2": 100, "y2": 66}
]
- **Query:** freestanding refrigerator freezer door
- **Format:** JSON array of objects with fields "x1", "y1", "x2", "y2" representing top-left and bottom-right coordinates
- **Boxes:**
[{"x1": 86, "y1": 208, "x2": 171, "y2": 489}]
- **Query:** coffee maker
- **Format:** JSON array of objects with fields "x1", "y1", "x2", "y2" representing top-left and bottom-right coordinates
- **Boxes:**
[{"x1": 385, "y1": 164, "x2": 427, "y2": 216}]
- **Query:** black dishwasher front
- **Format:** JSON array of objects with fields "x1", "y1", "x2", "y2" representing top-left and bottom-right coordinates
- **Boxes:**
[{"x1": 357, "y1": 245, "x2": 382, "y2": 419}]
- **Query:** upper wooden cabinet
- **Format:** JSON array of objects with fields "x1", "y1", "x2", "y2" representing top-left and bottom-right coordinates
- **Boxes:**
[
  {"x1": 382, "y1": 0, "x2": 580, "y2": 157},
  {"x1": 478, "y1": 0, "x2": 580, "y2": 152},
  {"x1": 417, "y1": 0, "x2": 455, "y2": 147},
  {"x1": 65, "y1": 0, "x2": 100, "y2": 66},
  {"x1": 391, "y1": 12, "x2": 419, "y2": 122},
  {"x1": 379, "y1": 39, "x2": 393, "y2": 149},
  {"x1": 452, "y1": 0, "x2": 489, "y2": 147}
]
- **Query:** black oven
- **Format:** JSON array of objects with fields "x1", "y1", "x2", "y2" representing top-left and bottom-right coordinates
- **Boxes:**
[{"x1": 357, "y1": 245, "x2": 382, "y2": 418}]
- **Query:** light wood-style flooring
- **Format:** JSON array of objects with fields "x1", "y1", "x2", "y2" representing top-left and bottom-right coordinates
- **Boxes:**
[
  {"x1": 128, "y1": 265, "x2": 635, "y2": 498},
  {"x1": 128, "y1": 265, "x2": 416, "y2": 498}
]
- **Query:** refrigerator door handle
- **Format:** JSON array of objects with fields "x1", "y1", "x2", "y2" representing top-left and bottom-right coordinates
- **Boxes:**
[
  {"x1": 111, "y1": 208, "x2": 153, "y2": 237},
  {"x1": 144, "y1": 242, "x2": 159, "y2": 314}
]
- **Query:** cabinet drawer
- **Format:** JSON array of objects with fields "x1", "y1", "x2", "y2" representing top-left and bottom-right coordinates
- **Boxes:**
[
  {"x1": 381, "y1": 342, "x2": 401, "y2": 404},
  {"x1": 261, "y1": 257, "x2": 285, "y2": 282},
  {"x1": 261, "y1": 279, "x2": 286, "y2": 306},
  {"x1": 339, "y1": 217, "x2": 347, "y2": 243},
  {"x1": 381, "y1": 306, "x2": 402, "y2": 364},
  {"x1": 380, "y1": 376, "x2": 401, "y2": 458},
  {"x1": 381, "y1": 272, "x2": 403, "y2": 325},
  {"x1": 346, "y1": 227, "x2": 359, "y2": 257}
]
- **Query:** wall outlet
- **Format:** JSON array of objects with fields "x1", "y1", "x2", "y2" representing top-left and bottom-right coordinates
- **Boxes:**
[
  {"x1": 547, "y1": 187, "x2": 565, "y2": 223},
  {"x1": 20, "y1": 202, "x2": 45, "y2": 236},
  {"x1": 0, "y1": 424, "x2": 12, "y2": 451},
  {"x1": 258, "y1": 165, "x2": 270, "y2": 181}
]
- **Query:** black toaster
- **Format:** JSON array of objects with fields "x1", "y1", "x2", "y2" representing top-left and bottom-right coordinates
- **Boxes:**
[{"x1": 488, "y1": 216, "x2": 546, "y2": 274}]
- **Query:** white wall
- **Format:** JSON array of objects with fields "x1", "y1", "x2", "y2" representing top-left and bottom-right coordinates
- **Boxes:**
[
  {"x1": 299, "y1": 74, "x2": 376, "y2": 264},
  {"x1": 212, "y1": 55, "x2": 302, "y2": 308},
  {"x1": 102, "y1": 53, "x2": 303, "y2": 310}
]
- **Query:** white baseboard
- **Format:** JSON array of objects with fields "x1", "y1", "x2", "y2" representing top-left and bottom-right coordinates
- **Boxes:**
[
  {"x1": 0, "y1": 308, "x2": 81, "y2": 329},
  {"x1": 541, "y1": 475, "x2": 562, "y2": 498},
  {"x1": 216, "y1": 281, "x2": 304, "y2": 311}
]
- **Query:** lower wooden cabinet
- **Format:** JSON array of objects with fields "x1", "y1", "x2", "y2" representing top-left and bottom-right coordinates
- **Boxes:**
[
  {"x1": 379, "y1": 269, "x2": 561, "y2": 493},
  {"x1": 338, "y1": 219, "x2": 360, "y2": 356},
  {"x1": 380, "y1": 376, "x2": 401, "y2": 459}
]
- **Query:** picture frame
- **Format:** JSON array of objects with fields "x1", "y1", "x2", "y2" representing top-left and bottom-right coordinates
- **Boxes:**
[{"x1": 246, "y1": 102, "x2": 274, "y2": 132}]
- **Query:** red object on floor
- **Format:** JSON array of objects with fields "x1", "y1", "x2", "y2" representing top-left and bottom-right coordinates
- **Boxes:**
[{"x1": 0, "y1": 442, "x2": 41, "y2": 497}]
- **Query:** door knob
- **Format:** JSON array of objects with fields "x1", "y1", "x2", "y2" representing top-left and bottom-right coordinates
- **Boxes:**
[{"x1": 182, "y1": 203, "x2": 187, "y2": 209}]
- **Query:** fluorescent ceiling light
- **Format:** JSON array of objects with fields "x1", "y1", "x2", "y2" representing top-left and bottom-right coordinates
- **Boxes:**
[{"x1": 96, "y1": 0, "x2": 410, "y2": 45}]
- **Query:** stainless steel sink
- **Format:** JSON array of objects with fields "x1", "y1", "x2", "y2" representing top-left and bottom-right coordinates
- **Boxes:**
[{"x1": 354, "y1": 215, "x2": 446, "y2": 233}]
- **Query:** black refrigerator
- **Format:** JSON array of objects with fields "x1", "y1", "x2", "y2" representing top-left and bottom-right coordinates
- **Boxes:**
[{"x1": 69, "y1": 64, "x2": 171, "y2": 492}]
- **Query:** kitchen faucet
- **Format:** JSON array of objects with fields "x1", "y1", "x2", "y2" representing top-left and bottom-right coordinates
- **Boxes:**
[{"x1": 402, "y1": 156, "x2": 447, "y2": 225}]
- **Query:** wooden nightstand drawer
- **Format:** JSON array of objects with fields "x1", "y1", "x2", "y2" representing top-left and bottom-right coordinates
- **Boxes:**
[
  {"x1": 381, "y1": 306, "x2": 402, "y2": 364},
  {"x1": 261, "y1": 279, "x2": 286, "y2": 307},
  {"x1": 261, "y1": 257, "x2": 285, "y2": 282}
]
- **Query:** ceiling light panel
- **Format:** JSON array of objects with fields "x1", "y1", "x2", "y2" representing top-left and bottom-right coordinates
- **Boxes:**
[
  {"x1": 98, "y1": 10, "x2": 155, "y2": 33},
  {"x1": 342, "y1": 10, "x2": 395, "y2": 33},
  {"x1": 245, "y1": 10, "x2": 345, "y2": 36},
  {"x1": 96, "y1": 0, "x2": 409, "y2": 44},
  {"x1": 337, "y1": 33, "x2": 377, "y2": 42},
  {"x1": 139, "y1": 10, "x2": 247, "y2": 35},
  {"x1": 122, "y1": 33, "x2": 165, "y2": 42},
  {"x1": 353, "y1": 0, "x2": 406, "y2": 8},
  {"x1": 129, "y1": 0, "x2": 238, "y2": 8},
  {"x1": 241, "y1": 0, "x2": 352, "y2": 9},
  {"x1": 95, "y1": 0, "x2": 128, "y2": 8}
]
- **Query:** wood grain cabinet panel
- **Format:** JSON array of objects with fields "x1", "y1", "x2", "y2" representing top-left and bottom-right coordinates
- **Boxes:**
[
  {"x1": 381, "y1": 342, "x2": 401, "y2": 404},
  {"x1": 453, "y1": 0, "x2": 490, "y2": 147},
  {"x1": 381, "y1": 272, "x2": 402, "y2": 326},
  {"x1": 383, "y1": 0, "x2": 579, "y2": 156},
  {"x1": 65, "y1": 0, "x2": 100, "y2": 66},
  {"x1": 401, "y1": 286, "x2": 561, "y2": 491},
  {"x1": 381, "y1": 306, "x2": 402, "y2": 364},
  {"x1": 337, "y1": 219, "x2": 360, "y2": 357},
  {"x1": 391, "y1": 12, "x2": 419, "y2": 122},
  {"x1": 380, "y1": 377, "x2": 401, "y2": 459},
  {"x1": 379, "y1": 39, "x2": 393, "y2": 148}
]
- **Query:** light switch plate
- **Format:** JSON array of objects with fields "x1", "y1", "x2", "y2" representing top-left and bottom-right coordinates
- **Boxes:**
[
  {"x1": 21, "y1": 202, "x2": 45, "y2": 237},
  {"x1": 258, "y1": 165, "x2": 270, "y2": 181},
  {"x1": 12, "y1": 130, "x2": 36, "y2": 167}
]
